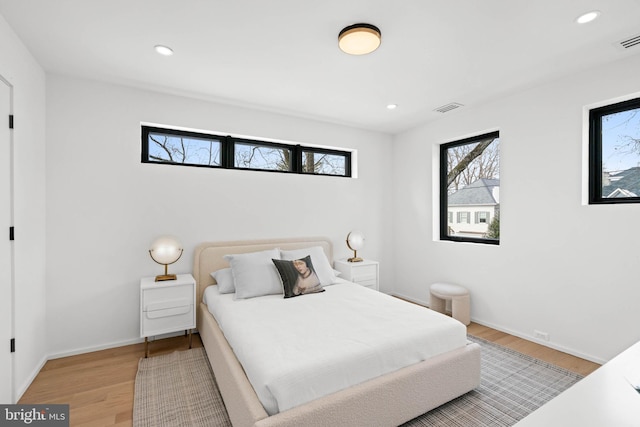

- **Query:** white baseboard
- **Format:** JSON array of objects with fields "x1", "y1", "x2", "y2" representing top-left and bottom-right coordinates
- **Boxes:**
[
  {"x1": 47, "y1": 330, "x2": 188, "y2": 360},
  {"x1": 16, "y1": 331, "x2": 192, "y2": 403},
  {"x1": 391, "y1": 292, "x2": 605, "y2": 365},
  {"x1": 472, "y1": 317, "x2": 606, "y2": 365},
  {"x1": 16, "y1": 354, "x2": 47, "y2": 403},
  {"x1": 391, "y1": 292, "x2": 429, "y2": 307},
  {"x1": 48, "y1": 337, "x2": 143, "y2": 360}
]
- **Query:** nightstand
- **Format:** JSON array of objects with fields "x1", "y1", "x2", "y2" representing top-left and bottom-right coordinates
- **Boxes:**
[
  {"x1": 333, "y1": 259, "x2": 379, "y2": 291},
  {"x1": 140, "y1": 273, "x2": 196, "y2": 357}
]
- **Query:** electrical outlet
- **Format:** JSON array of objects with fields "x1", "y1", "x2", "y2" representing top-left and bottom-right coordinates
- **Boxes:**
[{"x1": 534, "y1": 330, "x2": 550, "y2": 341}]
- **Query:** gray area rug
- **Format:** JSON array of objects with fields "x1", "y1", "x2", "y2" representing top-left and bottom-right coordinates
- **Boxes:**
[
  {"x1": 133, "y1": 336, "x2": 583, "y2": 427},
  {"x1": 402, "y1": 336, "x2": 583, "y2": 426},
  {"x1": 133, "y1": 347, "x2": 231, "y2": 426}
]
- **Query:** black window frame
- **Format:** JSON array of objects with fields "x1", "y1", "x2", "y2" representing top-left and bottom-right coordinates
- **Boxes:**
[
  {"x1": 142, "y1": 126, "x2": 224, "y2": 168},
  {"x1": 440, "y1": 131, "x2": 500, "y2": 245},
  {"x1": 231, "y1": 137, "x2": 297, "y2": 173},
  {"x1": 141, "y1": 125, "x2": 352, "y2": 177},
  {"x1": 589, "y1": 97, "x2": 640, "y2": 204}
]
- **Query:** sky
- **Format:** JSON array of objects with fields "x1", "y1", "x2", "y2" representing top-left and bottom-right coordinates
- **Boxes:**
[{"x1": 601, "y1": 107, "x2": 640, "y2": 172}]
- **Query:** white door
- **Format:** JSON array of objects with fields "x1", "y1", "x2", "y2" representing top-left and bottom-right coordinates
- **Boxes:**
[{"x1": 0, "y1": 77, "x2": 13, "y2": 403}]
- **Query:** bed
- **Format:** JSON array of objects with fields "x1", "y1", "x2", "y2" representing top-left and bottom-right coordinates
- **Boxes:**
[{"x1": 193, "y1": 237, "x2": 481, "y2": 427}]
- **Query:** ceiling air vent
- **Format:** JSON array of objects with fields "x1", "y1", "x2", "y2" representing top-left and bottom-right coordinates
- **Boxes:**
[
  {"x1": 616, "y1": 33, "x2": 640, "y2": 51},
  {"x1": 434, "y1": 102, "x2": 463, "y2": 113}
]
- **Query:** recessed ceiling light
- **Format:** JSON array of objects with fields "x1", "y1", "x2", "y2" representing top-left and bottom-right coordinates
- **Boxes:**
[
  {"x1": 386, "y1": 104, "x2": 398, "y2": 110},
  {"x1": 575, "y1": 10, "x2": 600, "y2": 24},
  {"x1": 154, "y1": 45, "x2": 174, "y2": 56}
]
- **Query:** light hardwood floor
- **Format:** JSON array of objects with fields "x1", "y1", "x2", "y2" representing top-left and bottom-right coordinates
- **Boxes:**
[
  {"x1": 19, "y1": 324, "x2": 600, "y2": 426},
  {"x1": 467, "y1": 323, "x2": 600, "y2": 377},
  {"x1": 19, "y1": 334, "x2": 203, "y2": 426}
]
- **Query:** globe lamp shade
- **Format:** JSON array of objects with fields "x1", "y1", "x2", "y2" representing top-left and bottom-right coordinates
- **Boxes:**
[
  {"x1": 149, "y1": 236, "x2": 183, "y2": 281},
  {"x1": 346, "y1": 231, "x2": 365, "y2": 262}
]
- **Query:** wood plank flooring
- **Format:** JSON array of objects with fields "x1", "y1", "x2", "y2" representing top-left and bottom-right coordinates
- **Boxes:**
[
  {"x1": 19, "y1": 334, "x2": 202, "y2": 427},
  {"x1": 18, "y1": 324, "x2": 599, "y2": 426},
  {"x1": 467, "y1": 323, "x2": 600, "y2": 376}
]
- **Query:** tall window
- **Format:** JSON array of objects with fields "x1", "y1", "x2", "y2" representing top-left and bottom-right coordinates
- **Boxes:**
[
  {"x1": 141, "y1": 126, "x2": 352, "y2": 177},
  {"x1": 589, "y1": 97, "x2": 640, "y2": 204},
  {"x1": 440, "y1": 131, "x2": 500, "y2": 244}
]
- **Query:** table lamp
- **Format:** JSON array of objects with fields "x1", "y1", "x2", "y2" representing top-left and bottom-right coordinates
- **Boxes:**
[
  {"x1": 346, "y1": 231, "x2": 365, "y2": 262},
  {"x1": 149, "y1": 236, "x2": 183, "y2": 281}
]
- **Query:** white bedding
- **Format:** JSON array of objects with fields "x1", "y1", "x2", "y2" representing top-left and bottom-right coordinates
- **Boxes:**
[{"x1": 203, "y1": 279, "x2": 467, "y2": 415}]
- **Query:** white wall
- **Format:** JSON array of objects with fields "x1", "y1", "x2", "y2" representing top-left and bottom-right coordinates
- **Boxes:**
[
  {"x1": 18, "y1": 8, "x2": 639, "y2": 377},
  {"x1": 45, "y1": 75, "x2": 393, "y2": 357},
  {"x1": 392, "y1": 53, "x2": 640, "y2": 363},
  {"x1": 0, "y1": 15, "x2": 47, "y2": 400}
]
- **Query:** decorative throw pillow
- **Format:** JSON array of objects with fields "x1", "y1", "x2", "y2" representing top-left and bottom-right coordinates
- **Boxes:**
[
  {"x1": 210, "y1": 268, "x2": 235, "y2": 294},
  {"x1": 272, "y1": 256, "x2": 325, "y2": 298},
  {"x1": 223, "y1": 248, "x2": 282, "y2": 299},
  {"x1": 280, "y1": 246, "x2": 337, "y2": 286}
]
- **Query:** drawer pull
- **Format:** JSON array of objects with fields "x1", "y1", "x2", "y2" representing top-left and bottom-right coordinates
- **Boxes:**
[
  {"x1": 353, "y1": 274, "x2": 376, "y2": 282},
  {"x1": 145, "y1": 298, "x2": 191, "y2": 312},
  {"x1": 146, "y1": 304, "x2": 191, "y2": 319}
]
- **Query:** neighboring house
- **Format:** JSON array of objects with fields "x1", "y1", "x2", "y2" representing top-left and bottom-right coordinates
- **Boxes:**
[
  {"x1": 606, "y1": 188, "x2": 637, "y2": 198},
  {"x1": 602, "y1": 167, "x2": 640, "y2": 198},
  {"x1": 447, "y1": 178, "x2": 499, "y2": 238}
]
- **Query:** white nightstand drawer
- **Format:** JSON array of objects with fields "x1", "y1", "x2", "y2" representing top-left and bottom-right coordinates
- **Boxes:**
[
  {"x1": 352, "y1": 264, "x2": 377, "y2": 280},
  {"x1": 356, "y1": 278, "x2": 378, "y2": 288},
  {"x1": 142, "y1": 304, "x2": 194, "y2": 335},
  {"x1": 333, "y1": 259, "x2": 379, "y2": 291},
  {"x1": 142, "y1": 285, "x2": 192, "y2": 305},
  {"x1": 145, "y1": 298, "x2": 191, "y2": 318},
  {"x1": 140, "y1": 274, "x2": 196, "y2": 338}
]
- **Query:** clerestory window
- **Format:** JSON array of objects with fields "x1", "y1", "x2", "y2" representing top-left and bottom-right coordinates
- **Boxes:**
[{"x1": 142, "y1": 125, "x2": 352, "y2": 177}]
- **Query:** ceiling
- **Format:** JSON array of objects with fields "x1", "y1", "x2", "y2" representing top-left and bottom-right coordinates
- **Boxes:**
[{"x1": 1, "y1": 0, "x2": 639, "y2": 134}]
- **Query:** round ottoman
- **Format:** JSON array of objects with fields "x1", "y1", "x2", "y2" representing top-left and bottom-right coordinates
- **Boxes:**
[{"x1": 429, "y1": 282, "x2": 470, "y2": 325}]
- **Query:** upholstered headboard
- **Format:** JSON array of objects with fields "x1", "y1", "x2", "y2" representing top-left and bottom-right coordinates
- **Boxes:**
[{"x1": 192, "y1": 237, "x2": 333, "y2": 321}]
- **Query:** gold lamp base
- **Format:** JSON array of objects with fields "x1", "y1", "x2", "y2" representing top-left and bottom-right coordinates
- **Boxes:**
[
  {"x1": 155, "y1": 274, "x2": 177, "y2": 282},
  {"x1": 347, "y1": 256, "x2": 363, "y2": 263}
]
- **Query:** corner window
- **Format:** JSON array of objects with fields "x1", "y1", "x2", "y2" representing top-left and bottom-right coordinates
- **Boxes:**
[
  {"x1": 141, "y1": 125, "x2": 352, "y2": 177},
  {"x1": 589, "y1": 97, "x2": 640, "y2": 204},
  {"x1": 440, "y1": 131, "x2": 500, "y2": 244}
]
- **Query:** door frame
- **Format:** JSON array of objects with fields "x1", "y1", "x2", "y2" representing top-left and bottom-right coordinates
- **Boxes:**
[{"x1": 0, "y1": 73, "x2": 15, "y2": 404}]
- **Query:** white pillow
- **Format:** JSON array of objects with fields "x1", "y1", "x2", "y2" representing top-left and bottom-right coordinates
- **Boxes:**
[
  {"x1": 210, "y1": 268, "x2": 235, "y2": 294},
  {"x1": 280, "y1": 246, "x2": 337, "y2": 286},
  {"x1": 223, "y1": 248, "x2": 282, "y2": 299}
]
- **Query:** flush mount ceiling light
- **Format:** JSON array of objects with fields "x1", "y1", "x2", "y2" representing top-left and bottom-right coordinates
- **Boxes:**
[
  {"x1": 154, "y1": 44, "x2": 174, "y2": 56},
  {"x1": 386, "y1": 104, "x2": 398, "y2": 110},
  {"x1": 338, "y1": 23, "x2": 381, "y2": 55},
  {"x1": 575, "y1": 10, "x2": 601, "y2": 24}
]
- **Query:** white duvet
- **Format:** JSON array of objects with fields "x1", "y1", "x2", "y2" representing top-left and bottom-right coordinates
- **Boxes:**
[{"x1": 203, "y1": 280, "x2": 467, "y2": 415}]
